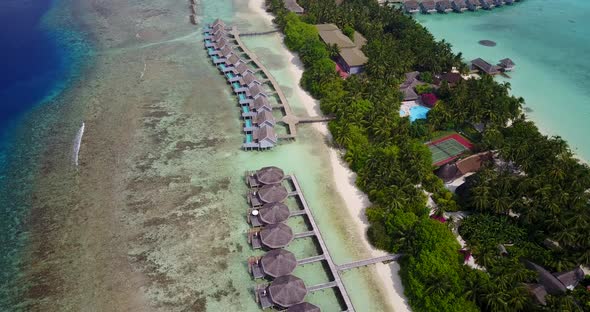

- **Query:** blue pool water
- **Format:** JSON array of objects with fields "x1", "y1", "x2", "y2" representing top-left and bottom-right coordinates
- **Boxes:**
[
  {"x1": 207, "y1": 47, "x2": 214, "y2": 54},
  {"x1": 245, "y1": 119, "x2": 252, "y2": 127},
  {"x1": 238, "y1": 93, "x2": 246, "y2": 101},
  {"x1": 219, "y1": 64, "x2": 226, "y2": 70},
  {"x1": 205, "y1": 39, "x2": 211, "y2": 44},
  {"x1": 226, "y1": 72, "x2": 235, "y2": 79},
  {"x1": 212, "y1": 55, "x2": 219, "y2": 62},
  {"x1": 242, "y1": 106, "x2": 250, "y2": 113},
  {"x1": 404, "y1": 105, "x2": 431, "y2": 122},
  {"x1": 232, "y1": 82, "x2": 241, "y2": 89},
  {"x1": 246, "y1": 134, "x2": 253, "y2": 143}
]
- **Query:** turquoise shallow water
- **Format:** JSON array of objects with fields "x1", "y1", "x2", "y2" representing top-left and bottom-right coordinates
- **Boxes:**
[{"x1": 416, "y1": 0, "x2": 590, "y2": 160}]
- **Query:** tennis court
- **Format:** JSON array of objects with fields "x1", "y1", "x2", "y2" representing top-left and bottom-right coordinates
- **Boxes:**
[{"x1": 428, "y1": 134, "x2": 473, "y2": 166}]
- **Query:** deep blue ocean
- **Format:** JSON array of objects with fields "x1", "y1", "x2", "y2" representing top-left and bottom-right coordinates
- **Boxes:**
[{"x1": 0, "y1": 0, "x2": 81, "y2": 307}]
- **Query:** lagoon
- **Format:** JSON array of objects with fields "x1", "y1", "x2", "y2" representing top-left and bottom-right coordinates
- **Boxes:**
[{"x1": 416, "y1": 0, "x2": 590, "y2": 161}]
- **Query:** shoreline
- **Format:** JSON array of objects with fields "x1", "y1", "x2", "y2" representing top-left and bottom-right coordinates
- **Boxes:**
[{"x1": 248, "y1": 0, "x2": 411, "y2": 311}]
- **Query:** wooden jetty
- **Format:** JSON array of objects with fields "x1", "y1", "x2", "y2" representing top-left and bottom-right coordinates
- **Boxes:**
[
  {"x1": 336, "y1": 254, "x2": 401, "y2": 271},
  {"x1": 402, "y1": 0, "x2": 523, "y2": 15}
]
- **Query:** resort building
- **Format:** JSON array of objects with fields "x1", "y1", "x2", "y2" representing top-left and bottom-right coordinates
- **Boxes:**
[
  {"x1": 399, "y1": 71, "x2": 426, "y2": 102},
  {"x1": 251, "y1": 223, "x2": 294, "y2": 249},
  {"x1": 250, "y1": 249, "x2": 298, "y2": 278},
  {"x1": 315, "y1": 24, "x2": 368, "y2": 75},
  {"x1": 249, "y1": 202, "x2": 291, "y2": 226},
  {"x1": 498, "y1": 58, "x2": 516, "y2": 71},
  {"x1": 492, "y1": 0, "x2": 504, "y2": 6},
  {"x1": 470, "y1": 58, "x2": 501, "y2": 75},
  {"x1": 433, "y1": 72, "x2": 463, "y2": 87},
  {"x1": 246, "y1": 166, "x2": 285, "y2": 188},
  {"x1": 451, "y1": 0, "x2": 468, "y2": 12},
  {"x1": 404, "y1": 0, "x2": 420, "y2": 13},
  {"x1": 239, "y1": 72, "x2": 261, "y2": 89},
  {"x1": 420, "y1": 1, "x2": 437, "y2": 14},
  {"x1": 524, "y1": 260, "x2": 585, "y2": 305},
  {"x1": 435, "y1": 152, "x2": 493, "y2": 183},
  {"x1": 436, "y1": 0, "x2": 453, "y2": 13},
  {"x1": 249, "y1": 183, "x2": 289, "y2": 207},
  {"x1": 284, "y1": 0, "x2": 304, "y2": 14},
  {"x1": 256, "y1": 275, "x2": 308, "y2": 309}
]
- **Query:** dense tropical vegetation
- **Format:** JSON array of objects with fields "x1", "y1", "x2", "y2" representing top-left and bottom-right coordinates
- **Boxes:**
[{"x1": 266, "y1": 0, "x2": 590, "y2": 311}]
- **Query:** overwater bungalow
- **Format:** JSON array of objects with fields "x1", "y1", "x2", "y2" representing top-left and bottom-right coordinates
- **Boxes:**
[
  {"x1": 249, "y1": 249, "x2": 298, "y2": 278},
  {"x1": 251, "y1": 223, "x2": 294, "y2": 249},
  {"x1": 493, "y1": 0, "x2": 504, "y2": 6},
  {"x1": 256, "y1": 275, "x2": 307, "y2": 309},
  {"x1": 248, "y1": 183, "x2": 288, "y2": 207},
  {"x1": 404, "y1": 0, "x2": 420, "y2": 13},
  {"x1": 466, "y1": 0, "x2": 481, "y2": 10},
  {"x1": 436, "y1": 0, "x2": 453, "y2": 13},
  {"x1": 247, "y1": 166, "x2": 285, "y2": 188},
  {"x1": 287, "y1": 303, "x2": 321, "y2": 312},
  {"x1": 208, "y1": 18, "x2": 225, "y2": 30},
  {"x1": 504, "y1": 0, "x2": 514, "y2": 4},
  {"x1": 249, "y1": 202, "x2": 290, "y2": 226},
  {"x1": 284, "y1": 0, "x2": 304, "y2": 14},
  {"x1": 479, "y1": 0, "x2": 494, "y2": 9},
  {"x1": 246, "y1": 96, "x2": 273, "y2": 116},
  {"x1": 451, "y1": 0, "x2": 468, "y2": 11},
  {"x1": 243, "y1": 126, "x2": 278, "y2": 150},
  {"x1": 239, "y1": 72, "x2": 261, "y2": 89},
  {"x1": 213, "y1": 38, "x2": 230, "y2": 51},
  {"x1": 206, "y1": 30, "x2": 226, "y2": 43},
  {"x1": 471, "y1": 58, "x2": 501, "y2": 75},
  {"x1": 498, "y1": 58, "x2": 516, "y2": 71},
  {"x1": 254, "y1": 110, "x2": 276, "y2": 128},
  {"x1": 420, "y1": 1, "x2": 437, "y2": 14},
  {"x1": 232, "y1": 62, "x2": 255, "y2": 77},
  {"x1": 247, "y1": 84, "x2": 267, "y2": 99}
]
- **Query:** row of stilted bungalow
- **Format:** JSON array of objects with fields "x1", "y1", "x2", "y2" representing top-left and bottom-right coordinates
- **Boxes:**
[
  {"x1": 203, "y1": 19, "x2": 279, "y2": 150},
  {"x1": 244, "y1": 167, "x2": 400, "y2": 311},
  {"x1": 404, "y1": 0, "x2": 521, "y2": 14},
  {"x1": 244, "y1": 167, "x2": 322, "y2": 311},
  {"x1": 470, "y1": 57, "x2": 516, "y2": 75}
]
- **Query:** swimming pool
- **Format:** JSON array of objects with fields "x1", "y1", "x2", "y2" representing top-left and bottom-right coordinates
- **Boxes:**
[
  {"x1": 205, "y1": 39, "x2": 211, "y2": 44},
  {"x1": 245, "y1": 119, "x2": 252, "y2": 128},
  {"x1": 238, "y1": 93, "x2": 246, "y2": 101},
  {"x1": 232, "y1": 82, "x2": 241, "y2": 89},
  {"x1": 242, "y1": 105, "x2": 250, "y2": 113},
  {"x1": 400, "y1": 105, "x2": 431, "y2": 122},
  {"x1": 246, "y1": 134, "x2": 253, "y2": 143},
  {"x1": 207, "y1": 47, "x2": 215, "y2": 54}
]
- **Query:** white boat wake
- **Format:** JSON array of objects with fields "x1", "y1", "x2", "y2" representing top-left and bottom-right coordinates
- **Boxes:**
[{"x1": 72, "y1": 122, "x2": 85, "y2": 167}]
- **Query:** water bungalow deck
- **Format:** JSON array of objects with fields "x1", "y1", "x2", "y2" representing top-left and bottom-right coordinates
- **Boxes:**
[{"x1": 246, "y1": 170, "x2": 401, "y2": 312}]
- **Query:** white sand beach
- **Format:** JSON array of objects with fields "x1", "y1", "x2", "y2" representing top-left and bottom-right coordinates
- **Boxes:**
[{"x1": 247, "y1": 1, "x2": 411, "y2": 310}]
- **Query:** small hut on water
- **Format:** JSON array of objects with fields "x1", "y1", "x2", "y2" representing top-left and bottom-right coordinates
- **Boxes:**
[
  {"x1": 471, "y1": 58, "x2": 501, "y2": 75},
  {"x1": 248, "y1": 183, "x2": 289, "y2": 207},
  {"x1": 250, "y1": 249, "x2": 298, "y2": 278},
  {"x1": 257, "y1": 275, "x2": 308, "y2": 309},
  {"x1": 251, "y1": 223, "x2": 294, "y2": 249},
  {"x1": 436, "y1": 0, "x2": 453, "y2": 13},
  {"x1": 288, "y1": 302, "x2": 321, "y2": 312},
  {"x1": 420, "y1": 1, "x2": 437, "y2": 13},
  {"x1": 247, "y1": 166, "x2": 285, "y2": 187},
  {"x1": 498, "y1": 58, "x2": 516, "y2": 71},
  {"x1": 451, "y1": 0, "x2": 468, "y2": 12},
  {"x1": 404, "y1": 1, "x2": 420, "y2": 14},
  {"x1": 249, "y1": 202, "x2": 291, "y2": 226}
]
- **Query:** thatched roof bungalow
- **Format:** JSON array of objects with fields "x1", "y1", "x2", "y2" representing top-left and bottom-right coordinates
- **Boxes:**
[
  {"x1": 251, "y1": 202, "x2": 291, "y2": 226},
  {"x1": 404, "y1": 0, "x2": 420, "y2": 13},
  {"x1": 471, "y1": 58, "x2": 501, "y2": 75},
  {"x1": 249, "y1": 96, "x2": 273, "y2": 113},
  {"x1": 255, "y1": 110, "x2": 276, "y2": 128},
  {"x1": 268, "y1": 275, "x2": 308, "y2": 308},
  {"x1": 248, "y1": 166, "x2": 285, "y2": 187},
  {"x1": 498, "y1": 58, "x2": 516, "y2": 71},
  {"x1": 436, "y1": 0, "x2": 453, "y2": 12},
  {"x1": 260, "y1": 223, "x2": 294, "y2": 249},
  {"x1": 452, "y1": 0, "x2": 468, "y2": 11},
  {"x1": 399, "y1": 71, "x2": 425, "y2": 102},
  {"x1": 260, "y1": 249, "x2": 298, "y2": 278},
  {"x1": 420, "y1": 1, "x2": 437, "y2": 13},
  {"x1": 253, "y1": 126, "x2": 278, "y2": 149},
  {"x1": 284, "y1": 0, "x2": 304, "y2": 14}
]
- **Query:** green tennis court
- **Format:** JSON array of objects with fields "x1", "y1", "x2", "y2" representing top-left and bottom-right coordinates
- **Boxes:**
[{"x1": 428, "y1": 134, "x2": 473, "y2": 166}]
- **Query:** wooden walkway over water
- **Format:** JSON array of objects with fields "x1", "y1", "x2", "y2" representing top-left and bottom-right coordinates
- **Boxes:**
[{"x1": 247, "y1": 172, "x2": 401, "y2": 312}]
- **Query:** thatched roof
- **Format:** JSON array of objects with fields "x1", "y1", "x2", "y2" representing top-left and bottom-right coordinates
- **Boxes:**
[
  {"x1": 316, "y1": 24, "x2": 356, "y2": 49},
  {"x1": 260, "y1": 223, "x2": 294, "y2": 249},
  {"x1": 242, "y1": 72, "x2": 259, "y2": 86},
  {"x1": 471, "y1": 58, "x2": 501, "y2": 75},
  {"x1": 236, "y1": 63, "x2": 251, "y2": 75},
  {"x1": 261, "y1": 249, "x2": 298, "y2": 278},
  {"x1": 268, "y1": 275, "x2": 307, "y2": 308},
  {"x1": 254, "y1": 126, "x2": 278, "y2": 144},
  {"x1": 339, "y1": 48, "x2": 368, "y2": 67},
  {"x1": 456, "y1": 152, "x2": 492, "y2": 175},
  {"x1": 284, "y1": 0, "x2": 304, "y2": 13},
  {"x1": 434, "y1": 72, "x2": 462, "y2": 86},
  {"x1": 250, "y1": 96, "x2": 272, "y2": 111},
  {"x1": 249, "y1": 84, "x2": 265, "y2": 97},
  {"x1": 437, "y1": 0, "x2": 451, "y2": 9},
  {"x1": 220, "y1": 45, "x2": 233, "y2": 58},
  {"x1": 211, "y1": 18, "x2": 224, "y2": 28},
  {"x1": 399, "y1": 71, "x2": 423, "y2": 101},
  {"x1": 227, "y1": 54, "x2": 241, "y2": 66},
  {"x1": 499, "y1": 58, "x2": 515, "y2": 67},
  {"x1": 259, "y1": 202, "x2": 291, "y2": 224},
  {"x1": 527, "y1": 284, "x2": 548, "y2": 305},
  {"x1": 255, "y1": 110, "x2": 276, "y2": 126},
  {"x1": 287, "y1": 302, "x2": 321, "y2": 312},
  {"x1": 422, "y1": 0, "x2": 436, "y2": 9},
  {"x1": 405, "y1": 0, "x2": 419, "y2": 10},
  {"x1": 452, "y1": 0, "x2": 467, "y2": 7},
  {"x1": 255, "y1": 167, "x2": 284, "y2": 185},
  {"x1": 257, "y1": 184, "x2": 288, "y2": 203}
]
